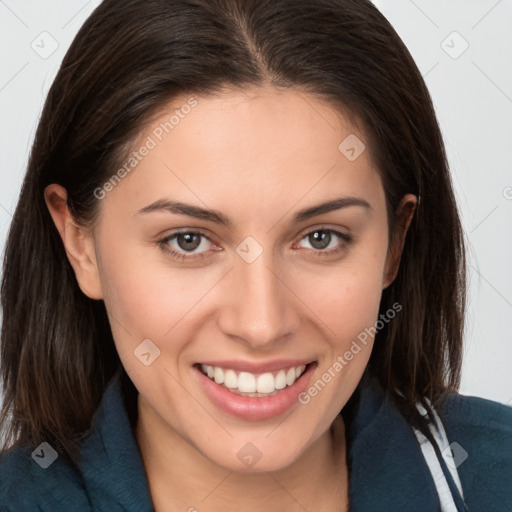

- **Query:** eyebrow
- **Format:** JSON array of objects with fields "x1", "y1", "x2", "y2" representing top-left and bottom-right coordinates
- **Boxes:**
[{"x1": 135, "y1": 195, "x2": 372, "y2": 226}]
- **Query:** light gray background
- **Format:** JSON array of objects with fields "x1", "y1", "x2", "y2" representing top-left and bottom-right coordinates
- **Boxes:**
[{"x1": 0, "y1": 1, "x2": 511, "y2": 404}]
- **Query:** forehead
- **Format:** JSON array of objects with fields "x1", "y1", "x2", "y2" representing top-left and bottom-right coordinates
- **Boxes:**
[{"x1": 101, "y1": 86, "x2": 384, "y2": 221}]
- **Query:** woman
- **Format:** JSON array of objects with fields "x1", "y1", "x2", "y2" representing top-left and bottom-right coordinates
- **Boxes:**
[{"x1": 0, "y1": 0, "x2": 510, "y2": 511}]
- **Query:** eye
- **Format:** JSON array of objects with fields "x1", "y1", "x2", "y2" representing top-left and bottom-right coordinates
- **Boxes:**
[
  {"x1": 157, "y1": 227, "x2": 352, "y2": 262},
  {"x1": 296, "y1": 228, "x2": 352, "y2": 254},
  {"x1": 157, "y1": 230, "x2": 216, "y2": 260}
]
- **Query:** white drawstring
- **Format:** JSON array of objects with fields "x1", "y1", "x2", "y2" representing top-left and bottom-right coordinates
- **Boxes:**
[{"x1": 412, "y1": 400, "x2": 465, "y2": 512}]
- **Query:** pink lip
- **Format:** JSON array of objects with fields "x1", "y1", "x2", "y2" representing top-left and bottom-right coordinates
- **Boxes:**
[
  {"x1": 193, "y1": 362, "x2": 317, "y2": 421},
  {"x1": 197, "y1": 359, "x2": 314, "y2": 374}
]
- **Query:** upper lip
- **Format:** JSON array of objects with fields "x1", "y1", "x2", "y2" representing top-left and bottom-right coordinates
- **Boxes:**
[{"x1": 196, "y1": 359, "x2": 316, "y2": 374}]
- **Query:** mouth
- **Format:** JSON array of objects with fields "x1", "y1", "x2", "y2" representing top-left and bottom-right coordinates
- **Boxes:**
[{"x1": 193, "y1": 360, "x2": 317, "y2": 421}]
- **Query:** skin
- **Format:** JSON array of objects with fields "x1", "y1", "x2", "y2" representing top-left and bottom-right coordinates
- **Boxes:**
[{"x1": 45, "y1": 86, "x2": 416, "y2": 512}]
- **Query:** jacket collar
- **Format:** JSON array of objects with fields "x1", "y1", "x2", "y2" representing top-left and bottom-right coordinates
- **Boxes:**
[
  {"x1": 76, "y1": 370, "x2": 154, "y2": 511},
  {"x1": 343, "y1": 371, "x2": 441, "y2": 511}
]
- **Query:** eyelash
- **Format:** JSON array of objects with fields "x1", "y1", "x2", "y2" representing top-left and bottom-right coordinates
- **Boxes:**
[{"x1": 157, "y1": 228, "x2": 353, "y2": 262}]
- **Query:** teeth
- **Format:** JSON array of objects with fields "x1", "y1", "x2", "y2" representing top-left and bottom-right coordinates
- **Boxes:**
[
  {"x1": 275, "y1": 370, "x2": 287, "y2": 390},
  {"x1": 200, "y1": 363, "x2": 308, "y2": 395},
  {"x1": 224, "y1": 369, "x2": 237, "y2": 389},
  {"x1": 238, "y1": 372, "x2": 256, "y2": 393},
  {"x1": 213, "y1": 366, "x2": 224, "y2": 385},
  {"x1": 286, "y1": 368, "x2": 296, "y2": 386},
  {"x1": 256, "y1": 373, "x2": 275, "y2": 393}
]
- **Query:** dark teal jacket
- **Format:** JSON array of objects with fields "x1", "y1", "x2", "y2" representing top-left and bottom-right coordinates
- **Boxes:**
[{"x1": 1, "y1": 370, "x2": 511, "y2": 511}]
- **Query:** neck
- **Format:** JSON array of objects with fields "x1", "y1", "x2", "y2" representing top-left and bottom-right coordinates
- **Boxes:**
[{"x1": 135, "y1": 397, "x2": 348, "y2": 512}]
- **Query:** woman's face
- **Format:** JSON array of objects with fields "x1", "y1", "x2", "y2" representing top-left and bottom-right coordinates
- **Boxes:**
[{"x1": 75, "y1": 86, "x2": 409, "y2": 471}]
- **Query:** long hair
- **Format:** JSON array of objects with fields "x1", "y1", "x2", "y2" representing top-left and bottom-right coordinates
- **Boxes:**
[{"x1": 1, "y1": 0, "x2": 466, "y2": 459}]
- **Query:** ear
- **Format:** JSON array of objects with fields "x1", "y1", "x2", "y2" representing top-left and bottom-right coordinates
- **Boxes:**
[
  {"x1": 44, "y1": 184, "x2": 103, "y2": 300},
  {"x1": 382, "y1": 193, "x2": 418, "y2": 289}
]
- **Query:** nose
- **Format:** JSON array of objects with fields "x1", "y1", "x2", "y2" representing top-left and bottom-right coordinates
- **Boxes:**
[{"x1": 217, "y1": 249, "x2": 300, "y2": 349}]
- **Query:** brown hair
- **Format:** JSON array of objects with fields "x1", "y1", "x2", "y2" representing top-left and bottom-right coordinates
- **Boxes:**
[{"x1": 0, "y1": 0, "x2": 466, "y2": 459}]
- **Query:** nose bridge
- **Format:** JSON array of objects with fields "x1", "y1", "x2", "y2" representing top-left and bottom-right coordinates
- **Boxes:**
[{"x1": 218, "y1": 244, "x2": 297, "y2": 346}]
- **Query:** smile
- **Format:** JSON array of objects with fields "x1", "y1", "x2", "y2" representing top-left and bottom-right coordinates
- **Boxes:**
[{"x1": 193, "y1": 361, "x2": 317, "y2": 421}]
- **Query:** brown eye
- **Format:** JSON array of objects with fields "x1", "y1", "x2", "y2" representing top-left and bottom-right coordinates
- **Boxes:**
[
  {"x1": 298, "y1": 228, "x2": 351, "y2": 251},
  {"x1": 307, "y1": 230, "x2": 332, "y2": 250},
  {"x1": 176, "y1": 232, "x2": 202, "y2": 251},
  {"x1": 158, "y1": 231, "x2": 214, "y2": 259}
]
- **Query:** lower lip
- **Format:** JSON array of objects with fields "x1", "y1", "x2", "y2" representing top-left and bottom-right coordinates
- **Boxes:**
[{"x1": 193, "y1": 363, "x2": 317, "y2": 421}]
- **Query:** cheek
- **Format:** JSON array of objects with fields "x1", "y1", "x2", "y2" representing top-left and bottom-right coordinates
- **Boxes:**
[
  {"x1": 96, "y1": 230, "x2": 179, "y2": 319},
  {"x1": 306, "y1": 276, "x2": 382, "y2": 372},
  {"x1": 104, "y1": 271, "x2": 199, "y2": 331},
  {"x1": 95, "y1": 242, "x2": 225, "y2": 362},
  {"x1": 94, "y1": 242, "x2": 171, "y2": 354},
  {"x1": 304, "y1": 243, "x2": 388, "y2": 339}
]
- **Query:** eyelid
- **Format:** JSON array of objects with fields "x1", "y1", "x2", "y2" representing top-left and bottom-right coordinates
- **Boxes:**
[
  {"x1": 158, "y1": 227, "x2": 215, "y2": 244},
  {"x1": 296, "y1": 223, "x2": 351, "y2": 239}
]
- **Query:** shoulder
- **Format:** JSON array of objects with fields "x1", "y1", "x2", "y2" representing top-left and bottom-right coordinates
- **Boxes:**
[
  {"x1": 437, "y1": 392, "x2": 512, "y2": 508},
  {"x1": 439, "y1": 391, "x2": 512, "y2": 446},
  {"x1": 0, "y1": 442, "x2": 91, "y2": 511},
  {"x1": 0, "y1": 370, "x2": 152, "y2": 512}
]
